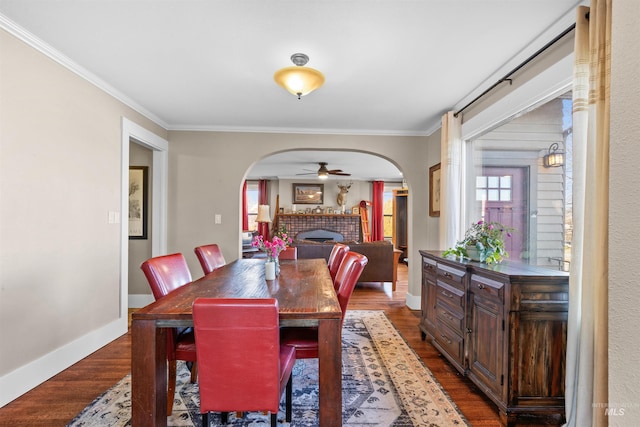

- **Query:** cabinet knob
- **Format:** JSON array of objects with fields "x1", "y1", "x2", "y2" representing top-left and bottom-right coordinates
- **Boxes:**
[
  {"x1": 440, "y1": 334, "x2": 452, "y2": 345},
  {"x1": 441, "y1": 290, "x2": 453, "y2": 298},
  {"x1": 466, "y1": 328, "x2": 473, "y2": 334},
  {"x1": 477, "y1": 283, "x2": 485, "y2": 289},
  {"x1": 443, "y1": 272, "x2": 452, "y2": 278}
]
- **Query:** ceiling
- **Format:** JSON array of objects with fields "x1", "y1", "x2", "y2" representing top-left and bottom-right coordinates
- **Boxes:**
[{"x1": 0, "y1": 0, "x2": 582, "y2": 180}]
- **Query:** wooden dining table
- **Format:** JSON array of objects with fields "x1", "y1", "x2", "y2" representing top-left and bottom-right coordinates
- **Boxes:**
[{"x1": 131, "y1": 257, "x2": 343, "y2": 426}]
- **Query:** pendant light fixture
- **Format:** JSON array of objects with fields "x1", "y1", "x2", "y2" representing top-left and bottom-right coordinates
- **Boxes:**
[{"x1": 274, "y1": 53, "x2": 325, "y2": 99}]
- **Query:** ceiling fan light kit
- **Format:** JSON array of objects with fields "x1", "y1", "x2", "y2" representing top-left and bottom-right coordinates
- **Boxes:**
[
  {"x1": 274, "y1": 53, "x2": 325, "y2": 99},
  {"x1": 297, "y1": 162, "x2": 351, "y2": 179}
]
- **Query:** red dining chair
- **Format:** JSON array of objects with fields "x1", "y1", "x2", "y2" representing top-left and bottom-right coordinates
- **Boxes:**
[
  {"x1": 193, "y1": 298, "x2": 296, "y2": 427},
  {"x1": 140, "y1": 253, "x2": 198, "y2": 416},
  {"x1": 278, "y1": 246, "x2": 298, "y2": 260},
  {"x1": 194, "y1": 243, "x2": 227, "y2": 275},
  {"x1": 327, "y1": 243, "x2": 350, "y2": 284},
  {"x1": 280, "y1": 251, "x2": 368, "y2": 359}
]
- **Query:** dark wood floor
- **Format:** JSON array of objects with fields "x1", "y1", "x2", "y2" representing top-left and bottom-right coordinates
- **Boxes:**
[{"x1": 0, "y1": 264, "x2": 509, "y2": 426}]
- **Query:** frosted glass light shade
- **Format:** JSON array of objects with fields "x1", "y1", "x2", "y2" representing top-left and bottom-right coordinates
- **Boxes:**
[{"x1": 274, "y1": 66, "x2": 325, "y2": 99}]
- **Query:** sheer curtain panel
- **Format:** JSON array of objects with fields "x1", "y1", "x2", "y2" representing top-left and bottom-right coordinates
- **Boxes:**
[
  {"x1": 439, "y1": 111, "x2": 463, "y2": 249},
  {"x1": 564, "y1": 2, "x2": 611, "y2": 426}
]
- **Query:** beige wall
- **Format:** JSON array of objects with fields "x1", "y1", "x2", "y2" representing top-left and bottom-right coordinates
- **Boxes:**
[
  {"x1": 609, "y1": 0, "x2": 640, "y2": 424},
  {"x1": 0, "y1": 28, "x2": 167, "y2": 401},
  {"x1": 165, "y1": 131, "x2": 440, "y2": 299}
]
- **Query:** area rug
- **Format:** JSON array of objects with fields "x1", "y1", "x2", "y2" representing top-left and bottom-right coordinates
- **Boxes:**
[{"x1": 68, "y1": 310, "x2": 469, "y2": 426}]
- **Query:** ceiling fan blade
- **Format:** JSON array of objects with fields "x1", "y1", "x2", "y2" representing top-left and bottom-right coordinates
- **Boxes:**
[
  {"x1": 326, "y1": 169, "x2": 343, "y2": 173},
  {"x1": 295, "y1": 172, "x2": 317, "y2": 176},
  {"x1": 330, "y1": 172, "x2": 351, "y2": 176}
]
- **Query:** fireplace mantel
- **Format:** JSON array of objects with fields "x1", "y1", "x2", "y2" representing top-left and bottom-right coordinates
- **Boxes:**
[{"x1": 276, "y1": 214, "x2": 361, "y2": 242}]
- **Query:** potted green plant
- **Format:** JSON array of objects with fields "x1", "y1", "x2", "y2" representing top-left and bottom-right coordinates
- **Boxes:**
[{"x1": 443, "y1": 220, "x2": 513, "y2": 264}]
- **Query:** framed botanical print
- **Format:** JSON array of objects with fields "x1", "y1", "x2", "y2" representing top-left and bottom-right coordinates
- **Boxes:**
[
  {"x1": 429, "y1": 163, "x2": 441, "y2": 217},
  {"x1": 129, "y1": 166, "x2": 148, "y2": 239}
]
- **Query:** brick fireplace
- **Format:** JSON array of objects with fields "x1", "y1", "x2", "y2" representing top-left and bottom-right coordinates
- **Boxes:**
[{"x1": 276, "y1": 214, "x2": 361, "y2": 242}]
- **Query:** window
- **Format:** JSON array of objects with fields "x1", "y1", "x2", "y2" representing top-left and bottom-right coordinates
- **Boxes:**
[
  {"x1": 465, "y1": 91, "x2": 572, "y2": 270},
  {"x1": 383, "y1": 183, "x2": 402, "y2": 241},
  {"x1": 245, "y1": 182, "x2": 259, "y2": 231}
]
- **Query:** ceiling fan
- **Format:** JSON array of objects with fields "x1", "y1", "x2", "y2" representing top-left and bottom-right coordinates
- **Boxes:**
[{"x1": 297, "y1": 162, "x2": 351, "y2": 180}]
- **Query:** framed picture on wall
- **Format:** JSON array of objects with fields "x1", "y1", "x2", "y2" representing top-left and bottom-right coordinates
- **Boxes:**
[
  {"x1": 129, "y1": 166, "x2": 148, "y2": 239},
  {"x1": 429, "y1": 163, "x2": 441, "y2": 217},
  {"x1": 292, "y1": 183, "x2": 324, "y2": 204}
]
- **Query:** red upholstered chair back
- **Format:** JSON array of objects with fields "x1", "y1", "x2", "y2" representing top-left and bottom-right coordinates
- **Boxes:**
[
  {"x1": 334, "y1": 251, "x2": 368, "y2": 323},
  {"x1": 140, "y1": 253, "x2": 193, "y2": 300},
  {"x1": 327, "y1": 243, "x2": 350, "y2": 283},
  {"x1": 193, "y1": 298, "x2": 285, "y2": 414},
  {"x1": 194, "y1": 244, "x2": 227, "y2": 275},
  {"x1": 278, "y1": 247, "x2": 298, "y2": 260}
]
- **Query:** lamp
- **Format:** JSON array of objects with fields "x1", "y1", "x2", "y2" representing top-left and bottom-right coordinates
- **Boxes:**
[
  {"x1": 543, "y1": 143, "x2": 565, "y2": 168},
  {"x1": 256, "y1": 205, "x2": 272, "y2": 223},
  {"x1": 274, "y1": 53, "x2": 325, "y2": 99}
]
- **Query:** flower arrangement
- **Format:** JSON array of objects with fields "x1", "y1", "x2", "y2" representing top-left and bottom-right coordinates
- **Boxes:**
[
  {"x1": 443, "y1": 220, "x2": 513, "y2": 264},
  {"x1": 272, "y1": 224, "x2": 292, "y2": 245},
  {"x1": 252, "y1": 234, "x2": 291, "y2": 262}
]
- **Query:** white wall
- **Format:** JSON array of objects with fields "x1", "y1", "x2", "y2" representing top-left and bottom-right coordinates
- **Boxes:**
[{"x1": 609, "y1": 0, "x2": 640, "y2": 424}]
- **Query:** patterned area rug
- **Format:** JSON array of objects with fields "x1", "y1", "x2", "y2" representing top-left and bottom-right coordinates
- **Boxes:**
[{"x1": 68, "y1": 310, "x2": 469, "y2": 426}]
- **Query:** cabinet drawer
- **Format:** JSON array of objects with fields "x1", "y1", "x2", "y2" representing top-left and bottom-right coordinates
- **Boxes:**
[
  {"x1": 423, "y1": 257, "x2": 437, "y2": 276},
  {"x1": 470, "y1": 274, "x2": 505, "y2": 303},
  {"x1": 436, "y1": 281, "x2": 465, "y2": 311},
  {"x1": 436, "y1": 300, "x2": 465, "y2": 333},
  {"x1": 437, "y1": 264, "x2": 466, "y2": 290},
  {"x1": 435, "y1": 320, "x2": 465, "y2": 364}
]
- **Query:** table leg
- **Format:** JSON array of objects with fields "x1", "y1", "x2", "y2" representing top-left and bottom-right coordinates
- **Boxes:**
[
  {"x1": 131, "y1": 319, "x2": 167, "y2": 427},
  {"x1": 318, "y1": 317, "x2": 342, "y2": 426}
]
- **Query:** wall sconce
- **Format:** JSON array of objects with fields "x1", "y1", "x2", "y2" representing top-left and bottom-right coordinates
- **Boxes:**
[
  {"x1": 256, "y1": 205, "x2": 272, "y2": 223},
  {"x1": 543, "y1": 143, "x2": 565, "y2": 168}
]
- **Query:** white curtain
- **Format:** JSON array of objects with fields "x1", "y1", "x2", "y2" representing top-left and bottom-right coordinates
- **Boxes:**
[
  {"x1": 564, "y1": 1, "x2": 610, "y2": 426},
  {"x1": 439, "y1": 111, "x2": 463, "y2": 249}
]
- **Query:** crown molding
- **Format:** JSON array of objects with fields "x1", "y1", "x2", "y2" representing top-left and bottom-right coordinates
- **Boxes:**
[{"x1": 0, "y1": 13, "x2": 169, "y2": 130}]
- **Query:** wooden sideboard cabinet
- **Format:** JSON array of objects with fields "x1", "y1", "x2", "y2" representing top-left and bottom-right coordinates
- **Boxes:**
[{"x1": 419, "y1": 250, "x2": 569, "y2": 426}]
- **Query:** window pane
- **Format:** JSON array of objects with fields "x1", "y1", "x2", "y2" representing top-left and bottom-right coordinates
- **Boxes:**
[
  {"x1": 466, "y1": 91, "x2": 572, "y2": 270},
  {"x1": 383, "y1": 216, "x2": 393, "y2": 239}
]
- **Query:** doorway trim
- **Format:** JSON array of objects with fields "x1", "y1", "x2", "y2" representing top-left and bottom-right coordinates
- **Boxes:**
[{"x1": 121, "y1": 118, "x2": 168, "y2": 312}]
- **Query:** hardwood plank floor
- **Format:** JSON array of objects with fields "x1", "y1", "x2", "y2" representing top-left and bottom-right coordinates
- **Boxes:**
[{"x1": 0, "y1": 264, "x2": 513, "y2": 426}]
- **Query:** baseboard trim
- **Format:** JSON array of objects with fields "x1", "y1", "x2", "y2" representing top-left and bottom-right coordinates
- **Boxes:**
[
  {"x1": 129, "y1": 294, "x2": 154, "y2": 308},
  {"x1": 405, "y1": 291, "x2": 421, "y2": 310},
  {"x1": 0, "y1": 317, "x2": 127, "y2": 408}
]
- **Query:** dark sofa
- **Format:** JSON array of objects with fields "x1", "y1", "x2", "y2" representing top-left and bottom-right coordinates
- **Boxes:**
[{"x1": 292, "y1": 240, "x2": 401, "y2": 290}]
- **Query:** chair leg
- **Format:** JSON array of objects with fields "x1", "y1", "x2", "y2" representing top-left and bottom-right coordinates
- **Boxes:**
[
  {"x1": 190, "y1": 361, "x2": 198, "y2": 383},
  {"x1": 167, "y1": 359, "x2": 177, "y2": 415},
  {"x1": 221, "y1": 412, "x2": 229, "y2": 424},
  {"x1": 201, "y1": 412, "x2": 209, "y2": 427},
  {"x1": 286, "y1": 375, "x2": 293, "y2": 422},
  {"x1": 270, "y1": 412, "x2": 277, "y2": 427}
]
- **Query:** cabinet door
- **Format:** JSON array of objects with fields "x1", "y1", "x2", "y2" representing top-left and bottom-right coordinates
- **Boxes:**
[
  {"x1": 468, "y1": 290, "x2": 505, "y2": 400},
  {"x1": 420, "y1": 257, "x2": 437, "y2": 339}
]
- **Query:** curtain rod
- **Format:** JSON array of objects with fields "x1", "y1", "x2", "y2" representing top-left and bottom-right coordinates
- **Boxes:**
[{"x1": 454, "y1": 23, "x2": 576, "y2": 118}]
